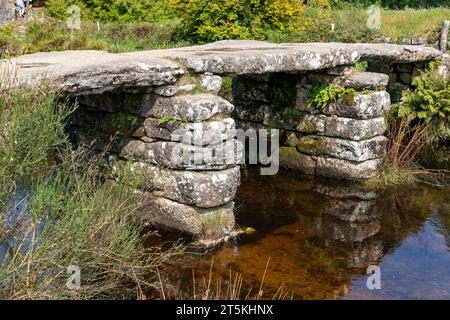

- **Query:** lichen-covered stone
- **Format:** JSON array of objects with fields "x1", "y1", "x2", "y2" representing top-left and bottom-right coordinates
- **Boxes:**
[
  {"x1": 119, "y1": 139, "x2": 243, "y2": 170},
  {"x1": 323, "y1": 91, "x2": 391, "y2": 119},
  {"x1": 148, "y1": 94, "x2": 234, "y2": 121},
  {"x1": 127, "y1": 162, "x2": 241, "y2": 207},
  {"x1": 297, "y1": 135, "x2": 387, "y2": 162},
  {"x1": 154, "y1": 84, "x2": 196, "y2": 97},
  {"x1": 137, "y1": 194, "x2": 235, "y2": 238},
  {"x1": 282, "y1": 131, "x2": 301, "y2": 147},
  {"x1": 324, "y1": 116, "x2": 386, "y2": 141},
  {"x1": 337, "y1": 72, "x2": 389, "y2": 90},
  {"x1": 297, "y1": 115, "x2": 326, "y2": 134},
  {"x1": 200, "y1": 73, "x2": 223, "y2": 94},
  {"x1": 316, "y1": 157, "x2": 381, "y2": 180},
  {"x1": 144, "y1": 117, "x2": 236, "y2": 146},
  {"x1": 294, "y1": 88, "x2": 315, "y2": 112},
  {"x1": 279, "y1": 147, "x2": 316, "y2": 174}
]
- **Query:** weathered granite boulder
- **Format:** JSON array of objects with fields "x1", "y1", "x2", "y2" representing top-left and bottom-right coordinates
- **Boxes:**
[
  {"x1": 297, "y1": 115, "x2": 326, "y2": 134},
  {"x1": 324, "y1": 116, "x2": 386, "y2": 141},
  {"x1": 119, "y1": 139, "x2": 243, "y2": 170},
  {"x1": 297, "y1": 135, "x2": 388, "y2": 162},
  {"x1": 11, "y1": 51, "x2": 185, "y2": 95},
  {"x1": 137, "y1": 195, "x2": 235, "y2": 238},
  {"x1": 200, "y1": 73, "x2": 223, "y2": 94},
  {"x1": 322, "y1": 91, "x2": 391, "y2": 120},
  {"x1": 145, "y1": 94, "x2": 234, "y2": 121},
  {"x1": 128, "y1": 162, "x2": 241, "y2": 207},
  {"x1": 316, "y1": 157, "x2": 382, "y2": 180},
  {"x1": 144, "y1": 117, "x2": 236, "y2": 146},
  {"x1": 336, "y1": 72, "x2": 389, "y2": 90}
]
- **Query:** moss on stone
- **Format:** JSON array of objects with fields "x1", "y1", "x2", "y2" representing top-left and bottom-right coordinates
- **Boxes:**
[{"x1": 296, "y1": 136, "x2": 327, "y2": 155}]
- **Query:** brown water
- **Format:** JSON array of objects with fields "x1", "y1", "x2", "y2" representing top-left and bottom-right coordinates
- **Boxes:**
[{"x1": 150, "y1": 167, "x2": 450, "y2": 300}]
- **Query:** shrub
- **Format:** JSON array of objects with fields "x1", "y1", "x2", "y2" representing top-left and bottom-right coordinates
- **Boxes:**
[
  {"x1": 391, "y1": 63, "x2": 450, "y2": 143},
  {"x1": 45, "y1": 0, "x2": 176, "y2": 23},
  {"x1": 171, "y1": 0, "x2": 332, "y2": 43}
]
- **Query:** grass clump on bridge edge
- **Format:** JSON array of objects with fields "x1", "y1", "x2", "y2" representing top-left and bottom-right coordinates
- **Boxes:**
[{"x1": 0, "y1": 70, "x2": 183, "y2": 299}]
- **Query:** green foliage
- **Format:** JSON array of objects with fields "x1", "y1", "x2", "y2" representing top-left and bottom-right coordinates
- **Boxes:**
[
  {"x1": 171, "y1": 0, "x2": 332, "y2": 43},
  {"x1": 356, "y1": 61, "x2": 368, "y2": 72},
  {"x1": 219, "y1": 77, "x2": 233, "y2": 101},
  {"x1": 45, "y1": 0, "x2": 176, "y2": 23},
  {"x1": 158, "y1": 116, "x2": 189, "y2": 125},
  {"x1": 0, "y1": 82, "x2": 75, "y2": 183},
  {"x1": 307, "y1": 85, "x2": 355, "y2": 110},
  {"x1": 0, "y1": 77, "x2": 182, "y2": 299},
  {"x1": 0, "y1": 19, "x2": 187, "y2": 58},
  {"x1": 110, "y1": 112, "x2": 141, "y2": 135},
  {"x1": 280, "y1": 107, "x2": 306, "y2": 120},
  {"x1": 391, "y1": 70, "x2": 450, "y2": 142}
]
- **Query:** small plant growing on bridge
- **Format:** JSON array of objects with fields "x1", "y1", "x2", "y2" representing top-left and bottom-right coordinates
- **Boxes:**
[
  {"x1": 280, "y1": 107, "x2": 306, "y2": 120},
  {"x1": 158, "y1": 116, "x2": 189, "y2": 126},
  {"x1": 307, "y1": 85, "x2": 355, "y2": 110}
]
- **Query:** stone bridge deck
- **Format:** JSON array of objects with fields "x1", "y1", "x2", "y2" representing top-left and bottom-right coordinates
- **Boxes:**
[
  {"x1": 6, "y1": 40, "x2": 442, "y2": 94},
  {"x1": 2, "y1": 41, "x2": 444, "y2": 244}
]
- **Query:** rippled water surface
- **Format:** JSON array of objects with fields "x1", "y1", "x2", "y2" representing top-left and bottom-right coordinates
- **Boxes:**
[{"x1": 151, "y1": 167, "x2": 450, "y2": 300}]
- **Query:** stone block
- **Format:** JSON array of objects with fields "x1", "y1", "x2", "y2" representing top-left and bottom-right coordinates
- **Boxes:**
[
  {"x1": 297, "y1": 135, "x2": 387, "y2": 162},
  {"x1": 324, "y1": 116, "x2": 386, "y2": 141},
  {"x1": 144, "y1": 117, "x2": 236, "y2": 146},
  {"x1": 119, "y1": 139, "x2": 243, "y2": 170},
  {"x1": 316, "y1": 157, "x2": 382, "y2": 180},
  {"x1": 322, "y1": 91, "x2": 391, "y2": 119},
  {"x1": 137, "y1": 195, "x2": 235, "y2": 238}
]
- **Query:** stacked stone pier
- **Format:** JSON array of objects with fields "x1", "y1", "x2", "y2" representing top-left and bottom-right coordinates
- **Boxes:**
[{"x1": 5, "y1": 40, "x2": 443, "y2": 243}]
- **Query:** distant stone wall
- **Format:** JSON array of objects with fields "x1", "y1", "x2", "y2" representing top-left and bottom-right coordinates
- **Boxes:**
[{"x1": 0, "y1": 0, "x2": 15, "y2": 23}]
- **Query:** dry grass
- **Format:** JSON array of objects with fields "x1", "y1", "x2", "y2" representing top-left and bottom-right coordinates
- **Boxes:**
[
  {"x1": 160, "y1": 257, "x2": 292, "y2": 300},
  {"x1": 381, "y1": 7, "x2": 450, "y2": 43},
  {"x1": 366, "y1": 116, "x2": 449, "y2": 188}
]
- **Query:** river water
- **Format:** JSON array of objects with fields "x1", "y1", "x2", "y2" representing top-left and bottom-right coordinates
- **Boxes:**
[{"x1": 152, "y1": 167, "x2": 450, "y2": 300}]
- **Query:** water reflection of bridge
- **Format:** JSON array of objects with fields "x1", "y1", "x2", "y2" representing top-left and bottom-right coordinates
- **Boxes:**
[{"x1": 190, "y1": 168, "x2": 449, "y2": 299}]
